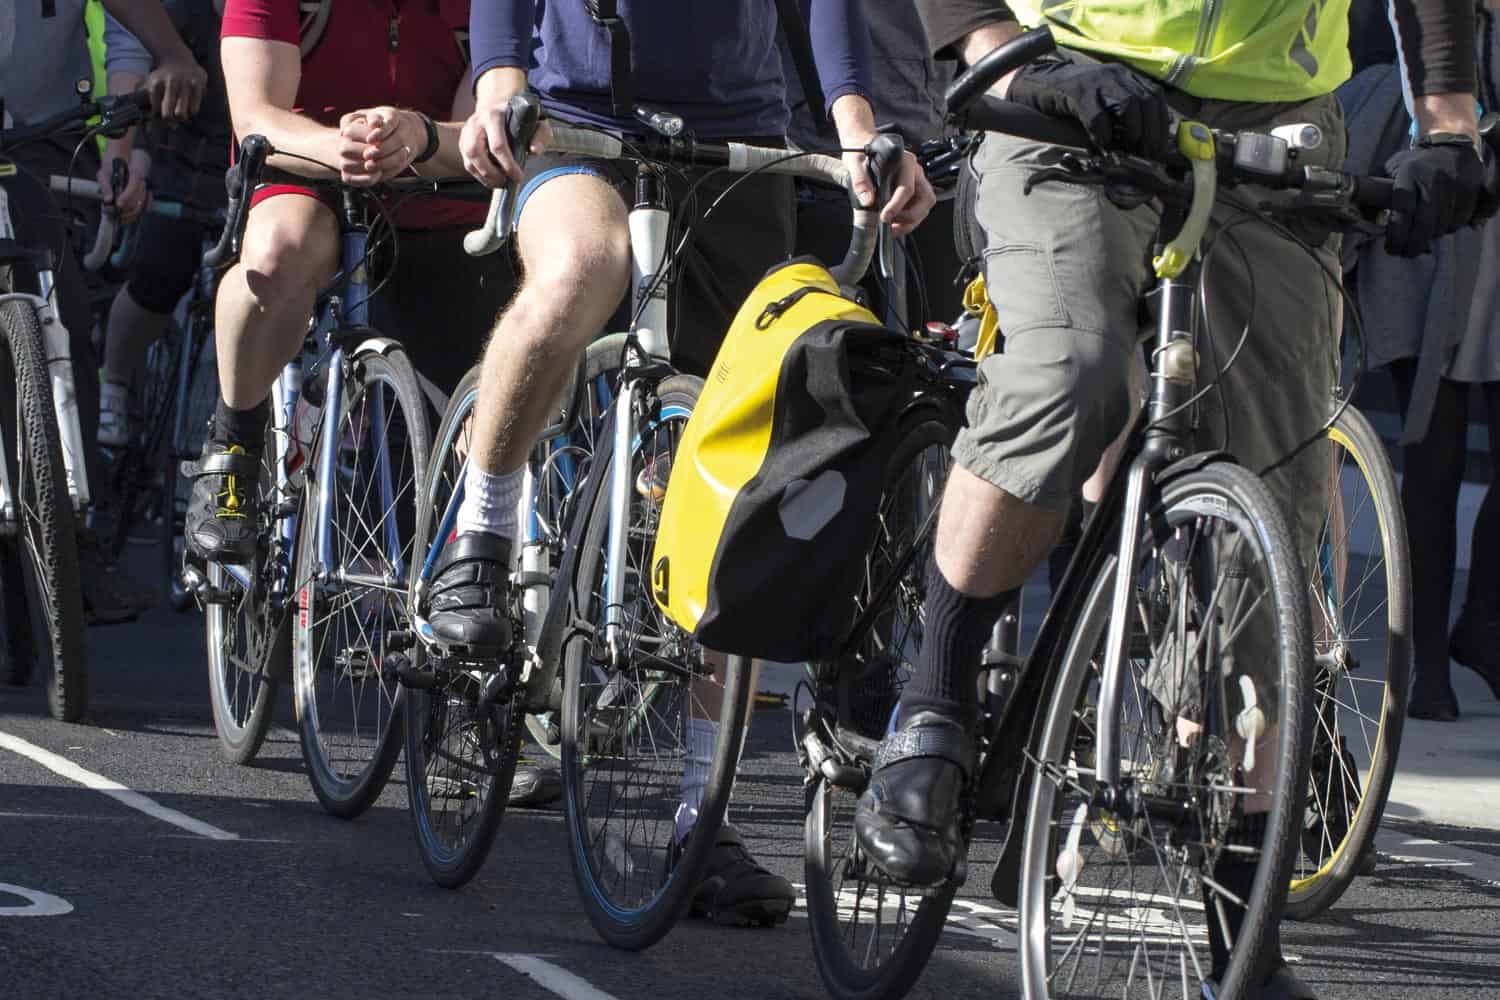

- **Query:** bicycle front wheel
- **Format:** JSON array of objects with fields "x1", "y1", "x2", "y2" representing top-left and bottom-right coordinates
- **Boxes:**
[
  {"x1": 294, "y1": 347, "x2": 429, "y2": 818},
  {"x1": 404, "y1": 366, "x2": 521, "y2": 888},
  {"x1": 1287, "y1": 405, "x2": 1410, "y2": 919},
  {"x1": 1020, "y1": 461, "x2": 1313, "y2": 1000},
  {"x1": 561, "y1": 374, "x2": 754, "y2": 950},
  {"x1": 0, "y1": 299, "x2": 87, "y2": 721}
]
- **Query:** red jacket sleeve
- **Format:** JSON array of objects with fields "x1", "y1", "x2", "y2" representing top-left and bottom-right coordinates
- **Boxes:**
[{"x1": 221, "y1": 0, "x2": 300, "y2": 45}]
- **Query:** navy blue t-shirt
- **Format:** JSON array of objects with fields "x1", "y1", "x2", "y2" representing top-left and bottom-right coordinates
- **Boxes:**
[{"x1": 469, "y1": 0, "x2": 873, "y2": 137}]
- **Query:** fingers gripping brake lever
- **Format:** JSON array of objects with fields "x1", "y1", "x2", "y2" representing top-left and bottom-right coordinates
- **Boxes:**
[{"x1": 865, "y1": 132, "x2": 904, "y2": 283}]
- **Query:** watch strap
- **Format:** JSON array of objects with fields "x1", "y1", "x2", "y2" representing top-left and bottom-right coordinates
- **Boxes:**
[{"x1": 411, "y1": 111, "x2": 441, "y2": 164}]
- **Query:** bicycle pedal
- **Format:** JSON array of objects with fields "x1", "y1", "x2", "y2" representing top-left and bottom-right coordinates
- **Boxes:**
[
  {"x1": 386, "y1": 653, "x2": 437, "y2": 690},
  {"x1": 385, "y1": 629, "x2": 416, "y2": 652},
  {"x1": 180, "y1": 562, "x2": 232, "y2": 605}
]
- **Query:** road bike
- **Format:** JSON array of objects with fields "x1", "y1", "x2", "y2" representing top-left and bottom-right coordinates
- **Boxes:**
[
  {"x1": 395, "y1": 96, "x2": 901, "y2": 949},
  {"x1": 776, "y1": 27, "x2": 1425, "y2": 1000},
  {"x1": 0, "y1": 87, "x2": 152, "y2": 720}
]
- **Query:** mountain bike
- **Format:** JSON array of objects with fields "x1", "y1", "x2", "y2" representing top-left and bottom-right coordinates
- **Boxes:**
[
  {"x1": 395, "y1": 96, "x2": 901, "y2": 945},
  {"x1": 0, "y1": 88, "x2": 152, "y2": 721},
  {"x1": 186, "y1": 138, "x2": 483, "y2": 785},
  {"x1": 778, "y1": 27, "x2": 1426, "y2": 1000},
  {"x1": 48, "y1": 174, "x2": 225, "y2": 599}
]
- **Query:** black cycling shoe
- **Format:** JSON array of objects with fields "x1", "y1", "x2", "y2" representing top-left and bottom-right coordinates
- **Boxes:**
[
  {"x1": 853, "y1": 710, "x2": 972, "y2": 888},
  {"x1": 182, "y1": 441, "x2": 263, "y2": 565},
  {"x1": 427, "y1": 531, "x2": 514, "y2": 656},
  {"x1": 1450, "y1": 606, "x2": 1500, "y2": 701},
  {"x1": 508, "y1": 756, "x2": 561, "y2": 808},
  {"x1": 686, "y1": 824, "x2": 794, "y2": 927}
]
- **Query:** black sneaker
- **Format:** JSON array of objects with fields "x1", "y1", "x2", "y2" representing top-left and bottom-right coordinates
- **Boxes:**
[
  {"x1": 427, "y1": 532, "x2": 513, "y2": 656},
  {"x1": 183, "y1": 441, "x2": 263, "y2": 565},
  {"x1": 508, "y1": 756, "x2": 561, "y2": 808},
  {"x1": 78, "y1": 532, "x2": 149, "y2": 625},
  {"x1": 854, "y1": 710, "x2": 972, "y2": 887},
  {"x1": 687, "y1": 824, "x2": 794, "y2": 927},
  {"x1": 1450, "y1": 605, "x2": 1500, "y2": 701}
]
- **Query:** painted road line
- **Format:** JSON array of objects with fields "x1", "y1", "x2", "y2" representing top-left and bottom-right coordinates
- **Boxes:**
[
  {"x1": 0, "y1": 884, "x2": 74, "y2": 917},
  {"x1": 1377, "y1": 825, "x2": 1500, "y2": 887},
  {"x1": 0, "y1": 731, "x2": 238, "y2": 841},
  {"x1": 490, "y1": 954, "x2": 620, "y2": 1000}
]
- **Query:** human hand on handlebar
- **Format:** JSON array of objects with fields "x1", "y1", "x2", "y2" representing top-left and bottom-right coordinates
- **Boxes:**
[
  {"x1": 841, "y1": 143, "x2": 935, "y2": 236},
  {"x1": 460, "y1": 89, "x2": 554, "y2": 188},
  {"x1": 144, "y1": 52, "x2": 206, "y2": 121},
  {"x1": 1005, "y1": 54, "x2": 1172, "y2": 160},
  {"x1": 339, "y1": 107, "x2": 423, "y2": 185},
  {"x1": 96, "y1": 142, "x2": 151, "y2": 223},
  {"x1": 1383, "y1": 138, "x2": 1489, "y2": 257}
]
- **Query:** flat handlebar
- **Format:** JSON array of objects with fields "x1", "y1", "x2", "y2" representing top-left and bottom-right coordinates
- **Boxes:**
[{"x1": 464, "y1": 93, "x2": 899, "y2": 287}]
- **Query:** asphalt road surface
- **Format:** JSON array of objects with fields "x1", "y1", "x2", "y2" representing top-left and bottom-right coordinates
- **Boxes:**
[{"x1": 4, "y1": 562, "x2": 1500, "y2": 999}]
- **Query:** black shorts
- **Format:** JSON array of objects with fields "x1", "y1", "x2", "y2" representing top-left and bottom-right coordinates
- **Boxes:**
[
  {"x1": 125, "y1": 213, "x2": 209, "y2": 314},
  {"x1": 515, "y1": 142, "x2": 795, "y2": 377}
]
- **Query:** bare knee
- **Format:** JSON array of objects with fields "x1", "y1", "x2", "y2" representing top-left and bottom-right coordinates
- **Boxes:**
[
  {"x1": 239, "y1": 204, "x2": 337, "y2": 303},
  {"x1": 505, "y1": 229, "x2": 630, "y2": 354}
]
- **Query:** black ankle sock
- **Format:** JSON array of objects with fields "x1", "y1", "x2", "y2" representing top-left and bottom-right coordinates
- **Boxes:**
[
  {"x1": 898, "y1": 555, "x2": 1015, "y2": 725},
  {"x1": 211, "y1": 397, "x2": 268, "y2": 449}
]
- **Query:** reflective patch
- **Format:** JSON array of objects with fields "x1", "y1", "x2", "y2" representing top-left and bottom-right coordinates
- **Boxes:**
[{"x1": 778, "y1": 470, "x2": 846, "y2": 541}]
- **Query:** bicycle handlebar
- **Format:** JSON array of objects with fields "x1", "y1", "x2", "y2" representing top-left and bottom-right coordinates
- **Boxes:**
[
  {"x1": 48, "y1": 173, "x2": 228, "y2": 271},
  {"x1": 463, "y1": 93, "x2": 899, "y2": 286},
  {"x1": 0, "y1": 89, "x2": 152, "y2": 150},
  {"x1": 203, "y1": 134, "x2": 269, "y2": 270}
]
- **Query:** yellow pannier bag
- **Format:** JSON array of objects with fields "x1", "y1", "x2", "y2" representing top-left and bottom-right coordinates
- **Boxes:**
[{"x1": 650, "y1": 257, "x2": 916, "y2": 661}]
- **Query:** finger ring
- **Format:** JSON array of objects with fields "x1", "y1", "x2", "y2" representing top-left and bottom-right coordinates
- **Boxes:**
[{"x1": 404, "y1": 145, "x2": 412, "y2": 158}]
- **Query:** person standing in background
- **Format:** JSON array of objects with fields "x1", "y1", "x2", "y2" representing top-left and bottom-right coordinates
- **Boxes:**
[{"x1": 1340, "y1": 0, "x2": 1500, "y2": 721}]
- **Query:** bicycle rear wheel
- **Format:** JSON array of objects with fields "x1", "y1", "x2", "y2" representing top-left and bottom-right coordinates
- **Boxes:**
[
  {"x1": 163, "y1": 317, "x2": 217, "y2": 610},
  {"x1": 1286, "y1": 405, "x2": 1410, "y2": 919},
  {"x1": 204, "y1": 421, "x2": 287, "y2": 763},
  {"x1": 101, "y1": 325, "x2": 179, "y2": 562},
  {"x1": 294, "y1": 347, "x2": 429, "y2": 818},
  {"x1": 404, "y1": 366, "x2": 521, "y2": 887},
  {"x1": 561, "y1": 374, "x2": 753, "y2": 950},
  {"x1": 804, "y1": 412, "x2": 956, "y2": 1000},
  {"x1": 1020, "y1": 461, "x2": 1313, "y2": 1000},
  {"x1": 0, "y1": 300, "x2": 87, "y2": 721}
]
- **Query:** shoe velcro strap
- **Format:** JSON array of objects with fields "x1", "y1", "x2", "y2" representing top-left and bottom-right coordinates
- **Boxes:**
[
  {"x1": 181, "y1": 452, "x2": 262, "y2": 479},
  {"x1": 431, "y1": 558, "x2": 506, "y2": 591},
  {"x1": 873, "y1": 721, "x2": 972, "y2": 776}
]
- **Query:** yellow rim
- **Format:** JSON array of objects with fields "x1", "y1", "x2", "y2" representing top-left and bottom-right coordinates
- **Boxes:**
[{"x1": 1287, "y1": 422, "x2": 1393, "y2": 896}]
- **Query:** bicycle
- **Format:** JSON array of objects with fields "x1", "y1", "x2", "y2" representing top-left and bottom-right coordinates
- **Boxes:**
[
  {"x1": 395, "y1": 95, "x2": 901, "y2": 939},
  {"x1": 776, "y1": 28, "x2": 1424, "y2": 1000},
  {"x1": 46, "y1": 173, "x2": 225, "y2": 602},
  {"x1": 186, "y1": 137, "x2": 480, "y2": 791},
  {"x1": 0, "y1": 87, "x2": 152, "y2": 721}
]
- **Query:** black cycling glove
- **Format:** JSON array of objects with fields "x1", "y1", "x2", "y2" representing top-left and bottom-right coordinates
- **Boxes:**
[
  {"x1": 1384, "y1": 136, "x2": 1487, "y2": 257},
  {"x1": 1006, "y1": 55, "x2": 1172, "y2": 159}
]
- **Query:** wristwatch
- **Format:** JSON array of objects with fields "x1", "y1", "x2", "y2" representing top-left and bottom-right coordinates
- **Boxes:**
[
  {"x1": 411, "y1": 111, "x2": 441, "y2": 164},
  {"x1": 1415, "y1": 131, "x2": 1478, "y2": 152}
]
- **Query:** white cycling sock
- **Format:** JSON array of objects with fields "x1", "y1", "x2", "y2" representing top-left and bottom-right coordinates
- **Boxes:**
[
  {"x1": 675, "y1": 717, "x2": 720, "y2": 844},
  {"x1": 454, "y1": 462, "x2": 525, "y2": 541}
]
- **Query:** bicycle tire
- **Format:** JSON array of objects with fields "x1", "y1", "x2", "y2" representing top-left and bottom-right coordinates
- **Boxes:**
[
  {"x1": 102, "y1": 326, "x2": 180, "y2": 562},
  {"x1": 204, "y1": 421, "x2": 288, "y2": 764},
  {"x1": 1020, "y1": 461, "x2": 1313, "y2": 1000},
  {"x1": 524, "y1": 333, "x2": 628, "y2": 761},
  {"x1": 561, "y1": 374, "x2": 754, "y2": 950},
  {"x1": 295, "y1": 347, "x2": 430, "y2": 818},
  {"x1": 1286, "y1": 405, "x2": 1410, "y2": 919},
  {"x1": 404, "y1": 365, "x2": 521, "y2": 888},
  {"x1": 805, "y1": 413, "x2": 957, "y2": 1000},
  {"x1": 0, "y1": 299, "x2": 88, "y2": 721},
  {"x1": 162, "y1": 316, "x2": 217, "y2": 611}
]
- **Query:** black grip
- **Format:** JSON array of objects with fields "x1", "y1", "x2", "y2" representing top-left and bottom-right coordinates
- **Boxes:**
[
  {"x1": 866, "y1": 133, "x2": 905, "y2": 209},
  {"x1": 944, "y1": 26, "x2": 1057, "y2": 119},
  {"x1": 109, "y1": 157, "x2": 128, "y2": 200},
  {"x1": 203, "y1": 134, "x2": 270, "y2": 271},
  {"x1": 956, "y1": 94, "x2": 1093, "y2": 148},
  {"x1": 505, "y1": 93, "x2": 542, "y2": 174},
  {"x1": 1351, "y1": 175, "x2": 1394, "y2": 211}
]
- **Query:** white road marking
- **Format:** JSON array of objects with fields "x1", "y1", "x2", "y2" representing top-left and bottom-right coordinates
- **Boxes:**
[
  {"x1": 0, "y1": 883, "x2": 74, "y2": 917},
  {"x1": 0, "y1": 731, "x2": 238, "y2": 841},
  {"x1": 1377, "y1": 826, "x2": 1500, "y2": 886},
  {"x1": 490, "y1": 954, "x2": 619, "y2": 1000}
]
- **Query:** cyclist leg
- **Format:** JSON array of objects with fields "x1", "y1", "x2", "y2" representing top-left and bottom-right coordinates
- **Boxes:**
[
  {"x1": 428, "y1": 167, "x2": 630, "y2": 653},
  {"x1": 668, "y1": 163, "x2": 802, "y2": 923},
  {"x1": 99, "y1": 214, "x2": 203, "y2": 447},
  {"x1": 854, "y1": 131, "x2": 1149, "y2": 886},
  {"x1": 187, "y1": 189, "x2": 338, "y2": 564}
]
